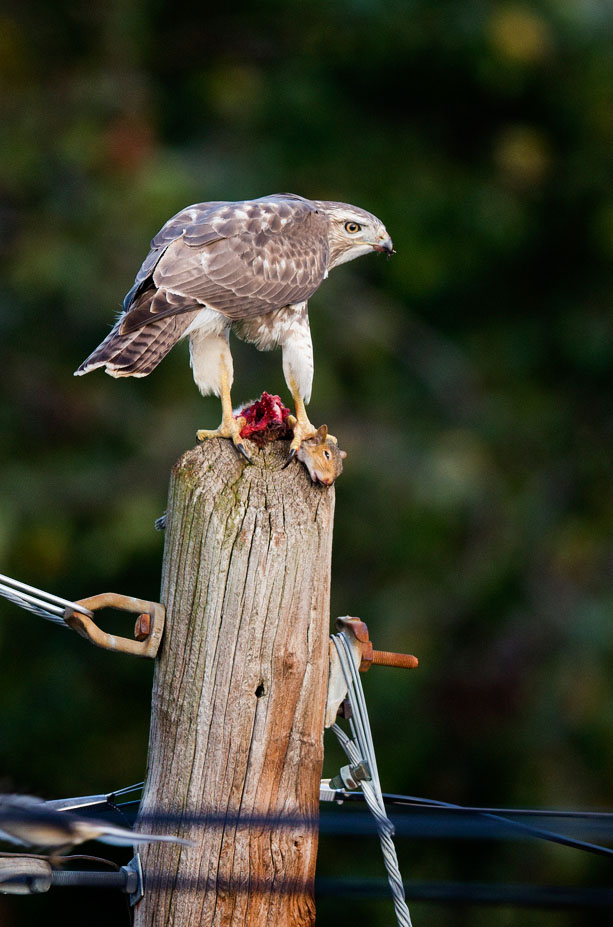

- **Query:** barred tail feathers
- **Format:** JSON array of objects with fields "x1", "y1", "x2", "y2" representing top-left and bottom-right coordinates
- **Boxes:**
[{"x1": 75, "y1": 311, "x2": 198, "y2": 378}]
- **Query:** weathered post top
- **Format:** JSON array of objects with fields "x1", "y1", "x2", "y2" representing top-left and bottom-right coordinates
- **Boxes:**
[{"x1": 134, "y1": 437, "x2": 335, "y2": 927}]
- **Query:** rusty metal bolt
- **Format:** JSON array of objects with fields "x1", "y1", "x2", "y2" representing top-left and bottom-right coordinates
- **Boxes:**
[
  {"x1": 134, "y1": 613, "x2": 151, "y2": 641},
  {"x1": 335, "y1": 616, "x2": 418, "y2": 672},
  {"x1": 371, "y1": 649, "x2": 419, "y2": 670}
]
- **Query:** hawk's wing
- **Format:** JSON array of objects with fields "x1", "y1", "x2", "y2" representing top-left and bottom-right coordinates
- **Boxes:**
[
  {"x1": 121, "y1": 201, "x2": 229, "y2": 309},
  {"x1": 119, "y1": 195, "x2": 330, "y2": 335}
]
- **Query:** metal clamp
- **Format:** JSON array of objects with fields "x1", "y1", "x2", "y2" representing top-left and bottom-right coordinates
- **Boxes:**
[
  {"x1": 335, "y1": 616, "x2": 418, "y2": 671},
  {"x1": 63, "y1": 593, "x2": 165, "y2": 658},
  {"x1": 329, "y1": 760, "x2": 371, "y2": 791},
  {"x1": 123, "y1": 853, "x2": 144, "y2": 905},
  {"x1": 324, "y1": 616, "x2": 418, "y2": 727}
]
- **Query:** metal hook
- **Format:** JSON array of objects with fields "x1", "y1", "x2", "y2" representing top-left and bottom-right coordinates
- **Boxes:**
[{"x1": 63, "y1": 592, "x2": 165, "y2": 658}]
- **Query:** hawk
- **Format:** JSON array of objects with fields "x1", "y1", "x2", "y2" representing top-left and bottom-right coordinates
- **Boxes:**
[{"x1": 76, "y1": 193, "x2": 393, "y2": 459}]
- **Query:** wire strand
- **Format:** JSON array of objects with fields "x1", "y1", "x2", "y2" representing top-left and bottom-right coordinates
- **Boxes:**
[
  {"x1": 0, "y1": 584, "x2": 69, "y2": 627},
  {"x1": 0, "y1": 572, "x2": 94, "y2": 627},
  {"x1": 331, "y1": 631, "x2": 413, "y2": 927}
]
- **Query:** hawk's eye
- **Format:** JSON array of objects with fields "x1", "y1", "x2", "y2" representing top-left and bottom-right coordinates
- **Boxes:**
[{"x1": 344, "y1": 221, "x2": 361, "y2": 234}]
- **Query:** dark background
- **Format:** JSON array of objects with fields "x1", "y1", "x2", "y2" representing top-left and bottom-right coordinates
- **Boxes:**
[{"x1": 1, "y1": 1, "x2": 612, "y2": 924}]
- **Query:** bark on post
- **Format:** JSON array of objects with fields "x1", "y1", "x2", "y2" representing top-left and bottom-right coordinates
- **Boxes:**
[{"x1": 134, "y1": 438, "x2": 335, "y2": 927}]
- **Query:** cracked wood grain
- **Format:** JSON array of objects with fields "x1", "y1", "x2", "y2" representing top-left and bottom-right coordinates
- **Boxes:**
[{"x1": 133, "y1": 438, "x2": 335, "y2": 927}]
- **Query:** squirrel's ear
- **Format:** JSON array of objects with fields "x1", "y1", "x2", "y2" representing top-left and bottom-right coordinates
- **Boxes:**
[
  {"x1": 315, "y1": 424, "x2": 328, "y2": 441},
  {"x1": 339, "y1": 450, "x2": 347, "y2": 459}
]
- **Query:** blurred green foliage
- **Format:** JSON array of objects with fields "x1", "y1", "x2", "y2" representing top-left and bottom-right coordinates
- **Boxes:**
[{"x1": 1, "y1": 0, "x2": 612, "y2": 924}]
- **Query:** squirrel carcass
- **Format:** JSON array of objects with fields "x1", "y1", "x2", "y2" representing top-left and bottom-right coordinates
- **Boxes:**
[{"x1": 236, "y1": 394, "x2": 346, "y2": 485}]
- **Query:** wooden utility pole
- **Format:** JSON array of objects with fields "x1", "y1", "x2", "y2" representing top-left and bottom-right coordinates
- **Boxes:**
[{"x1": 134, "y1": 438, "x2": 335, "y2": 927}]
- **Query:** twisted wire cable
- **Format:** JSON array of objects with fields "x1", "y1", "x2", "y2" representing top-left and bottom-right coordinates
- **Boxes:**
[
  {"x1": 0, "y1": 584, "x2": 69, "y2": 628},
  {"x1": 331, "y1": 632, "x2": 413, "y2": 927},
  {"x1": 0, "y1": 573, "x2": 94, "y2": 628}
]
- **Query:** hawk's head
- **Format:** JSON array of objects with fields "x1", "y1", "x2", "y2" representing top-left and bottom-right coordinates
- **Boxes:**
[{"x1": 315, "y1": 200, "x2": 394, "y2": 270}]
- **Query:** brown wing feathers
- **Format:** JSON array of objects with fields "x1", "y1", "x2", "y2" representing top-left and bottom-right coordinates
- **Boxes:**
[{"x1": 75, "y1": 195, "x2": 330, "y2": 379}]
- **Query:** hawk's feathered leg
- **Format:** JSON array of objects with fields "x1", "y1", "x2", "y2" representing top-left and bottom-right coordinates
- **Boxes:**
[
  {"x1": 277, "y1": 306, "x2": 336, "y2": 456},
  {"x1": 191, "y1": 329, "x2": 249, "y2": 461}
]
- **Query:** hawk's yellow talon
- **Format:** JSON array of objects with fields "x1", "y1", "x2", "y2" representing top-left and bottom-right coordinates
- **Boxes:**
[
  {"x1": 197, "y1": 416, "x2": 249, "y2": 461},
  {"x1": 287, "y1": 414, "x2": 337, "y2": 453},
  {"x1": 289, "y1": 419, "x2": 317, "y2": 453}
]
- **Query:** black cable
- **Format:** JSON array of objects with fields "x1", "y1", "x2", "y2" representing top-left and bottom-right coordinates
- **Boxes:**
[
  {"x1": 29, "y1": 790, "x2": 613, "y2": 859},
  {"x1": 117, "y1": 788, "x2": 613, "y2": 825},
  {"x1": 371, "y1": 792, "x2": 613, "y2": 821},
  {"x1": 333, "y1": 791, "x2": 613, "y2": 859},
  {"x1": 115, "y1": 799, "x2": 613, "y2": 857}
]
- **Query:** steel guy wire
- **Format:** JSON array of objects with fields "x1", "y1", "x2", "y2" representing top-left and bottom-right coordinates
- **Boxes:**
[
  {"x1": 0, "y1": 584, "x2": 69, "y2": 628},
  {"x1": 0, "y1": 572, "x2": 94, "y2": 628},
  {"x1": 331, "y1": 630, "x2": 413, "y2": 927}
]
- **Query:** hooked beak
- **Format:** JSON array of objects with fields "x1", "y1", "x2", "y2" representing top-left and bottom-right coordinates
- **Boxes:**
[{"x1": 373, "y1": 236, "x2": 394, "y2": 256}]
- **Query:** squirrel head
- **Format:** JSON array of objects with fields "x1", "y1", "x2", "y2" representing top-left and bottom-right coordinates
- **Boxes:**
[{"x1": 295, "y1": 425, "x2": 347, "y2": 486}]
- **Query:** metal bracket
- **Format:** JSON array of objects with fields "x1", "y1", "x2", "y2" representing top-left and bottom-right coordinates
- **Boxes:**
[
  {"x1": 319, "y1": 780, "x2": 342, "y2": 802},
  {"x1": 63, "y1": 593, "x2": 165, "y2": 658},
  {"x1": 324, "y1": 616, "x2": 418, "y2": 727},
  {"x1": 335, "y1": 616, "x2": 418, "y2": 672},
  {"x1": 122, "y1": 853, "x2": 144, "y2": 906},
  {"x1": 324, "y1": 631, "x2": 362, "y2": 727}
]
